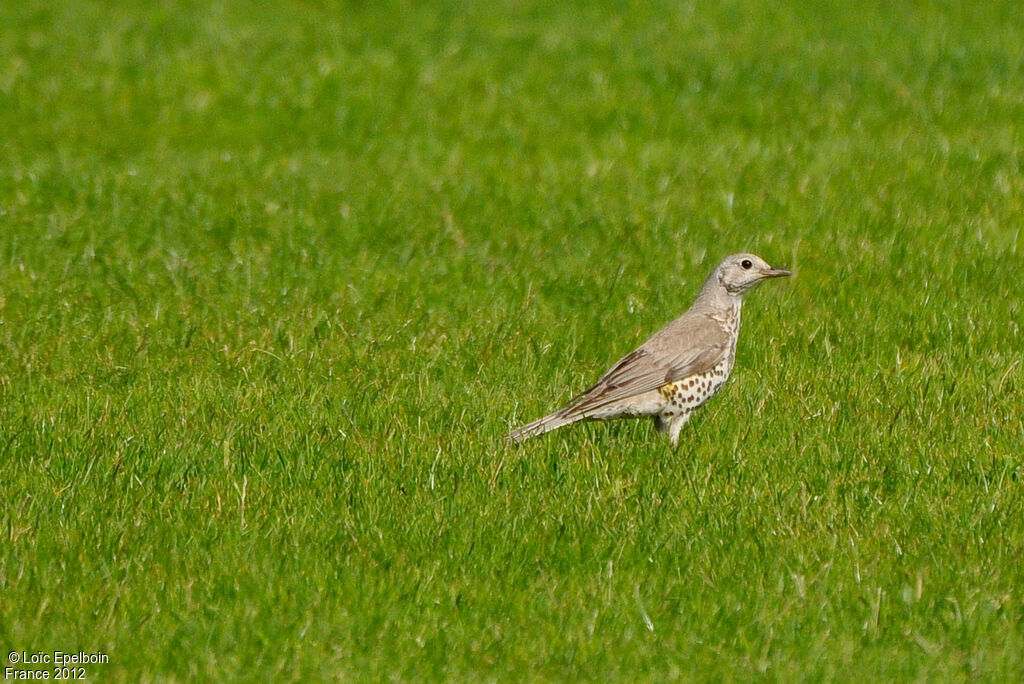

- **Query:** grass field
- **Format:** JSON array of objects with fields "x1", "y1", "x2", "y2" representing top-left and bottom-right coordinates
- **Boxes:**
[{"x1": 2, "y1": 0, "x2": 1023, "y2": 680}]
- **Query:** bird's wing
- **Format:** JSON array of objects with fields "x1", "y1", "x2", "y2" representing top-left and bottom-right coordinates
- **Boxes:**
[{"x1": 561, "y1": 315, "x2": 729, "y2": 417}]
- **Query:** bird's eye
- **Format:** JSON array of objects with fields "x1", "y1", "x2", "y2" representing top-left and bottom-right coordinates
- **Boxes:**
[{"x1": 741, "y1": 259, "x2": 752, "y2": 269}]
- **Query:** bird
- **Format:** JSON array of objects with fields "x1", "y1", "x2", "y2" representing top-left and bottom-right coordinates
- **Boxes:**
[{"x1": 508, "y1": 253, "x2": 791, "y2": 446}]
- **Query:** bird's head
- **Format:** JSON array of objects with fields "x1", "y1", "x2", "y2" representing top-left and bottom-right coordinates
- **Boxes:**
[{"x1": 716, "y1": 253, "x2": 792, "y2": 295}]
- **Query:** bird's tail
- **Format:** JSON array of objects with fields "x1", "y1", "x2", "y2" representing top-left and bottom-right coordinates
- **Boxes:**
[{"x1": 507, "y1": 409, "x2": 583, "y2": 444}]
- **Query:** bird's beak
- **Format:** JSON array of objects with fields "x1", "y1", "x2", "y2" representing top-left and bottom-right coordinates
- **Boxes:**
[{"x1": 763, "y1": 267, "x2": 792, "y2": 278}]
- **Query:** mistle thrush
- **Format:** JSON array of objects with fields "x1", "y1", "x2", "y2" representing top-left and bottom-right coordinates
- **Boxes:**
[{"x1": 508, "y1": 253, "x2": 791, "y2": 446}]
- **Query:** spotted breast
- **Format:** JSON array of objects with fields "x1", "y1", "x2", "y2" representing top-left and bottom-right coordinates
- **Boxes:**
[
  {"x1": 657, "y1": 354, "x2": 734, "y2": 419},
  {"x1": 654, "y1": 304, "x2": 741, "y2": 439}
]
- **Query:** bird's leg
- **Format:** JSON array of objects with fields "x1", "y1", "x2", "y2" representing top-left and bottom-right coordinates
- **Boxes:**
[{"x1": 667, "y1": 412, "x2": 693, "y2": 447}]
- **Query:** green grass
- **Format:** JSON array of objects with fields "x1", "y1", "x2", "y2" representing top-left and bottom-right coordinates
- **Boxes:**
[{"x1": 2, "y1": 0, "x2": 1023, "y2": 680}]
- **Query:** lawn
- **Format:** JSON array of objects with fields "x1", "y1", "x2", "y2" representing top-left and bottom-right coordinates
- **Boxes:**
[{"x1": 1, "y1": 0, "x2": 1022, "y2": 680}]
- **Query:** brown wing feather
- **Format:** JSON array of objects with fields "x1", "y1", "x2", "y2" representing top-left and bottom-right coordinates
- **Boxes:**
[{"x1": 559, "y1": 314, "x2": 729, "y2": 418}]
